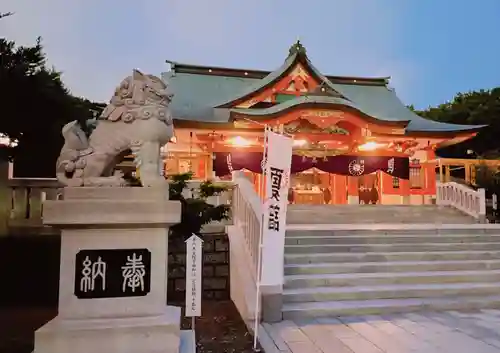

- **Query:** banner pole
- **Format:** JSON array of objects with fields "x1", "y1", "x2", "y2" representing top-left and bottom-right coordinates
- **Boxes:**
[{"x1": 253, "y1": 124, "x2": 268, "y2": 352}]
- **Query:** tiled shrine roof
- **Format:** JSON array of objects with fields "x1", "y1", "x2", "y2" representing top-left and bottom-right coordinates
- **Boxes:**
[{"x1": 162, "y1": 42, "x2": 485, "y2": 134}]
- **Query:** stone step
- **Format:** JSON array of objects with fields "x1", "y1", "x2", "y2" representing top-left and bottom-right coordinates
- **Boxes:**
[
  {"x1": 284, "y1": 242, "x2": 500, "y2": 254},
  {"x1": 283, "y1": 259, "x2": 500, "y2": 275},
  {"x1": 285, "y1": 234, "x2": 500, "y2": 246},
  {"x1": 282, "y1": 282, "x2": 500, "y2": 303},
  {"x1": 288, "y1": 217, "x2": 476, "y2": 224},
  {"x1": 284, "y1": 250, "x2": 500, "y2": 264},
  {"x1": 286, "y1": 205, "x2": 478, "y2": 224},
  {"x1": 281, "y1": 206, "x2": 500, "y2": 319},
  {"x1": 286, "y1": 227, "x2": 500, "y2": 236},
  {"x1": 281, "y1": 295, "x2": 500, "y2": 319},
  {"x1": 284, "y1": 269, "x2": 500, "y2": 289}
]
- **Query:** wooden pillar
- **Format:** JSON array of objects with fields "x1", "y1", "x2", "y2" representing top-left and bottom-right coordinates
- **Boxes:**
[
  {"x1": 207, "y1": 153, "x2": 214, "y2": 179},
  {"x1": 400, "y1": 178, "x2": 410, "y2": 205},
  {"x1": 438, "y1": 159, "x2": 444, "y2": 183},
  {"x1": 378, "y1": 171, "x2": 384, "y2": 205},
  {"x1": 347, "y1": 176, "x2": 359, "y2": 204},
  {"x1": 331, "y1": 174, "x2": 336, "y2": 205},
  {"x1": 465, "y1": 163, "x2": 471, "y2": 184},
  {"x1": 444, "y1": 165, "x2": 451, "y2": 182},
  {"x1": 337, "y1": 175, "x2": 348, "y2": 204},
  {"x1": 425, "y1": 162, "x2": 436, "y2": 194}
]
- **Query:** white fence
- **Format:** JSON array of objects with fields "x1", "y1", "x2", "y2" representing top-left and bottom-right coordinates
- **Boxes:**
[
  {"x1": 226, "y1": 171, "x2": 263, "y2": 332},
  {"x1": 231, "y1": 171, "x2": 262, "y2": 273},
  {"x1": 436, "y1": 181, "x2": 486, "y2": 221},
  {"x1": 2, "y1": 177, "x2": 233, "y2": 233}
]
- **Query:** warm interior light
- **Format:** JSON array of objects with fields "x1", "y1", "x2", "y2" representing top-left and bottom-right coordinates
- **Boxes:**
[
  {"x1": 358, "y1": 141, "x2": 385, "y2": 151},
  {"x1": 293, "y1": 139, "x2": 308, "y2": 147},
  {"x1": 228, "y1": 136, "x2": 252, "y2": 147},
  {"x1": 0, "y1": 133, "x2": 18, "y2": 147},
  {"x1": 169, "y1": 135, "x2": 177, "y2": 143}
]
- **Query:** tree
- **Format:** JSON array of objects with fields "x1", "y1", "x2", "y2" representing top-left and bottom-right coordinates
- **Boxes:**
[
  {"x1": 167, "y1": 172, "x2": 230, "y2": 240},
  {"x1": 474, "y1": 162, "x2": 500, "y2": 196},
  {"x1": 0, "y1": 35, "x2": 105, "y2": 176},
  {"x1": 414, "y1": 88, "x2": 500, "y2": 158}
]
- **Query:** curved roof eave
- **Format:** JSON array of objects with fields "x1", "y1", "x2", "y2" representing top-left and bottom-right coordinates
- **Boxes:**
[
  {"x1": 405, "y1": 117, "x2": 487, "y2": 134},
  {"x1": 229, "y1": 95, "x2": 410, "y2": 126}
]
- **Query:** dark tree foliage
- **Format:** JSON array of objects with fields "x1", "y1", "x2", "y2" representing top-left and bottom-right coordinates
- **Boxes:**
[
  {"x1": 474, "y1": 162, "x2": 500, "y2": 196},
  {"x1": 407, "y1": 89, "x2": 500, "y2": 192},
  {"x1": 168, "y1": 172, "x2": 230, "y2": 240},
  {"x1": 412, "y1": 88, "x2": 500, "y2": 158},
  {"x1": 0, "y1": 31, "x2": 105, "y2": 176}
]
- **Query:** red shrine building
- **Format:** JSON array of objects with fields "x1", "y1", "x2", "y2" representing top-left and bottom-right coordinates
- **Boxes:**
[{"x1": 159, "y1": 41, "x2": 483, "y2": 205}]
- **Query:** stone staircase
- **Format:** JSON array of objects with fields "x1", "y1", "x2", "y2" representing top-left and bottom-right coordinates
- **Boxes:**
[
  {"x1": 286, "y1": 204, "x2": 480, "y2": 224},
  {"x1": 281, "y1": 205, "x2": 500, "y2": 319}
]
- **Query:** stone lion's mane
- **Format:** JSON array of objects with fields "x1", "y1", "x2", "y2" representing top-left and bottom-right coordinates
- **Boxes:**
[{"x1": 99, "y1": 73, "x2": 172, "y2": 125}]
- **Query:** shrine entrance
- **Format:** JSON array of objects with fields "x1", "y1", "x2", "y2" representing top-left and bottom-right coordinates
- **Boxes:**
[
  {"x1": 358, "y1": 173, "x2": 380, "y2": 205},
  {"x1": 214, "y1": 151, "x2": 410, "y2": 206},
  {"x1": 289, "y1": 168, "x2": 336, "y2": 205}
]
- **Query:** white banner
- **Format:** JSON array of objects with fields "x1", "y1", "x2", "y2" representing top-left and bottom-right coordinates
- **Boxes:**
[{"x1": 260, "y1": 129, "x2": 293, "y2": 286}]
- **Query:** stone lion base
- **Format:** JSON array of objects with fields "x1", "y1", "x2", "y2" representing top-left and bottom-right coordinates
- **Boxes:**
[
  {"x1": 34, "y1": 306, "x2": 181, "y2": 353},
  {"x1": 33, "y1": 186, "x2": 183, "y2": 353}
]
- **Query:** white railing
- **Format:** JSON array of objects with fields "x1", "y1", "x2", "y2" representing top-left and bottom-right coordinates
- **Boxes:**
[
  {"x1": 5, "y1": 178, "x2": 62, "y2": 233},
  {"x1": 436, "y1": 181, "x2": 486, "y2": 221},
  {"x1": 2, "y1": 177, "x2": 233, "y2": 234},
  {"x1": 231, "y1": 171, "x2": 262, "y2": 274}
]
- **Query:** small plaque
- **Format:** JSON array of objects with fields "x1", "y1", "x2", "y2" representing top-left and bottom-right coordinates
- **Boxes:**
[{"x1": 74, "y1": 248, "x2": 151, "y2": 299}]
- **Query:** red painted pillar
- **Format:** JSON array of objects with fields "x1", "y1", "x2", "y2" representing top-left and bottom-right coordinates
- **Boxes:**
[{"x1": 347, "y1": 176, "x2": 359, "y2": 204}]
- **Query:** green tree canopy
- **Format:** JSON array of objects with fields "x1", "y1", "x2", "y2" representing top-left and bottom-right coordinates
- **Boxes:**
[
  {"x1": 0, "y1": 33, "x2": 105, "y2": 176},
  {"x1": 413, "y1": 88, "x2": 500, "y2": 158}
]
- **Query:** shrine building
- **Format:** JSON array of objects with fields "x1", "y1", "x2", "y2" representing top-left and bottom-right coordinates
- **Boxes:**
[{"x1": 157, "y1": 41, "x2": 484, "y2": 205}]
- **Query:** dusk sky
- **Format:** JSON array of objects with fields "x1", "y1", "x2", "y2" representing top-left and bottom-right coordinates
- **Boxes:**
[{"x1": 2, "y1": 0, "x2": 499, "y2": 109}]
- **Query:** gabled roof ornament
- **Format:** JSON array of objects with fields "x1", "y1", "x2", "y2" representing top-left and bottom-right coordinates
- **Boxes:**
[{"x1": 288, "y1": 39, "x2": 307, "y2": 58}]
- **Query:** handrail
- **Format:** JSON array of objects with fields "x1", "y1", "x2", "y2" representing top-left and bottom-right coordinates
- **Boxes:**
[
  {"x1": 231, "y1": 171, "x2": 262, "y2": 273},
  {"x1": 7, "y1": 177, "x2": 61, "y2": 188},
  {"x1": 436, "y1": 181, "x2": 486, "y2": 221}
]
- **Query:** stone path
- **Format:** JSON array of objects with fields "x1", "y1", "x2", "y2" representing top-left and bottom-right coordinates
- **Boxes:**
[{"x1": 261, "y1": 310, "x2": 500, "y2": 353}]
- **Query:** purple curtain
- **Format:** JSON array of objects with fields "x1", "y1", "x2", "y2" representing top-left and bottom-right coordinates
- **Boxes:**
[{"x1": 214, "y1": 152, "x2": 409, "y2": 179}]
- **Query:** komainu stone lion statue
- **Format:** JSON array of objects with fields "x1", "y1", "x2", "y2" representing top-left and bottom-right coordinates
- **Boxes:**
[{"x1": 56, "y1": 69, "x2": 174, "y2": 187}]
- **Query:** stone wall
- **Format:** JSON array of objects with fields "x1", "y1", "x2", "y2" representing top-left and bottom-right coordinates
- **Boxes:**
[{"x1": 168, "y1": 232, "x2": 230, "y2": 302}]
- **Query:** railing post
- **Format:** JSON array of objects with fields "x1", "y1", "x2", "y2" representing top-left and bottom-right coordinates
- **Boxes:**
[{"x1": 478, "y1": 188, "x2": 487, "y2": 223}]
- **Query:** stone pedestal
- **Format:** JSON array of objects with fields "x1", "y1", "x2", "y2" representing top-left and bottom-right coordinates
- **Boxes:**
[{"x1": 33, "y1": 187, "x2": 182, "y2": 353}]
